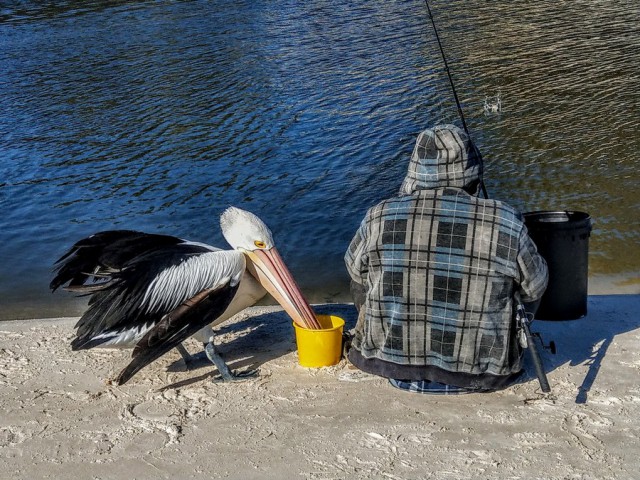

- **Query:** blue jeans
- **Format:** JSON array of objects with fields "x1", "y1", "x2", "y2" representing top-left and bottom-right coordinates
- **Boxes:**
[{"x1": 389, "y1": 379, "x2": 494, "y2": 395}]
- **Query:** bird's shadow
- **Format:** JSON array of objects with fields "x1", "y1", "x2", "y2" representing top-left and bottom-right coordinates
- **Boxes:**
[
  {"x1": 518, "y1": 294, "x2": 640, "y2": 403},
  {"x1": 161, "y1": 304, "x2": 358, "y2": 388}
]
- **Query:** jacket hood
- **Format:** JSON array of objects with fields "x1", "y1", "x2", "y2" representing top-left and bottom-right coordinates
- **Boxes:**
[{"x1": 400, "y1": 124, "x2": 483, "y2": 194}]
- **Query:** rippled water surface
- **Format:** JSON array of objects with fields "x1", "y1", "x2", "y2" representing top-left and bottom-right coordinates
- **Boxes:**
[{"x1": 1, "y1": 0, "x2": 638, "y2": 319}]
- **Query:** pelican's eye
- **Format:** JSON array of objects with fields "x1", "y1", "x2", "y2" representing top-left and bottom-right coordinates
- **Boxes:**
[{"x1": 254, "y1": 240, "x2": 267, "y2": 249}]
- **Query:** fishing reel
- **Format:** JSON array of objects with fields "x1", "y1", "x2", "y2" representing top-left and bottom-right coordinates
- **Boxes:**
[
  {"x1": 516, "y1": 306, "x2": 556, "y2": 354},
  {"x1": 530, "y1": 331, "x2": 557, "y2": 355}
]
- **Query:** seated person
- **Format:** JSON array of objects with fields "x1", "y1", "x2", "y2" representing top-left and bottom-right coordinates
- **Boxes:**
[{"x1": 344, "y1": 124, "x2": 548, "y2": 394}]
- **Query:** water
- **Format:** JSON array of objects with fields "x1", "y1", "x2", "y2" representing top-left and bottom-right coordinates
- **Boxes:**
[{"x1": 1, "y1": 0, "x2": 638, "y2": 320}]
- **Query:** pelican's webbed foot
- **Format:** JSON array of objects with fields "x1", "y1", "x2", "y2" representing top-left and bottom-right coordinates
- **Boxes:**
[{"x1": 204, "y1": 342, "x2": 258, "y2": 382}]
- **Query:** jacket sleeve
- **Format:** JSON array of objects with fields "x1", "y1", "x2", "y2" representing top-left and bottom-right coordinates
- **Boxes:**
[
  {"x1": 344, "y1": 216, "x2": 370, "y2": 286},
  {"x1": 516, "y1": 226, "x2": 549, "y2": 303}
]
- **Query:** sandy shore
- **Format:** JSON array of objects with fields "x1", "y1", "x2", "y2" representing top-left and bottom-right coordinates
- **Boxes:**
[{"x1": 1, "y1": 297, "x2": 639, "y2": 479}]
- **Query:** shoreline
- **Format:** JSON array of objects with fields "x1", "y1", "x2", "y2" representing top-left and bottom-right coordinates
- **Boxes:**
[
  {"x1": 2, "y1": 296, "x2": 640, "y2": 478},
  {"x1": 1, "y1": 271, "x2": 639, "y2": 323}
]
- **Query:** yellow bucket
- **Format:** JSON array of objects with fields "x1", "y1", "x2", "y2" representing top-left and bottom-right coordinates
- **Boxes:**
[{"x1": 293, "y1": 314, "x2": 345, "y2": 368}]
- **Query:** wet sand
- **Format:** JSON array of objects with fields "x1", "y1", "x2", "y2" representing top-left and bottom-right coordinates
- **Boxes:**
[{"x1": 1, "y1": 296, "x2": 639, "y2": 479}]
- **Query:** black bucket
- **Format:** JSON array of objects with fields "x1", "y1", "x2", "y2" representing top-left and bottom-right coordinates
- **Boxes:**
[{"x1": 523, "y1": 211, "x2": 592, "y2": 320}]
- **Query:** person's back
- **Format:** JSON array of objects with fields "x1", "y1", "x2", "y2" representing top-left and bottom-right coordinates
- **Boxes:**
[{"x1": 345, "y1": 125, "x2": 548, "y2": 392}]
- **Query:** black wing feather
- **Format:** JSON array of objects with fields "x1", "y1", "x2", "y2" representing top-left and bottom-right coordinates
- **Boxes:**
[
  {"x1": 116, "y1": 282, "x2": 240, "y2": 385},
  {"x1": 50, "y1": 230, "x2": 185, "y2": 292},
  {"x1": 70, "y1": 242, "x2": 217, "y2": 350}
]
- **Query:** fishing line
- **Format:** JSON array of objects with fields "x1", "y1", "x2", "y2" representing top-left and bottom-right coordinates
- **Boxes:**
[
  {"x1": 423, "y1": 1, "x2": 553, "y2": 394},
  {"x1": 424, "y1": 0, "x2": 489, "y2": 199}
]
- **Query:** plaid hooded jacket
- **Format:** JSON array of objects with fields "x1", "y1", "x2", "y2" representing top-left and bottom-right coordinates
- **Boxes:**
[{"x1": 345, "y1": 125, "x2": 548, "y2": 390}]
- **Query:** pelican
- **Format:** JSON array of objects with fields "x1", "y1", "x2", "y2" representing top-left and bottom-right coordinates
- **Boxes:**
[{"x1": 50, "y1": 207, "x2": 321, "y2": 385}]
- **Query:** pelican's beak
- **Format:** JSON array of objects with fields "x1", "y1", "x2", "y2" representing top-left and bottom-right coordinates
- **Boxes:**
[{"x1": 244, "y1": 247, "x2": 321, "y2": 329}]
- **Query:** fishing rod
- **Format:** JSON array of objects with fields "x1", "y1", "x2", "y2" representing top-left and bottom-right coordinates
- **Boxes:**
[
  {"x1": 516, "y1": 303, "x2": 553, "y2": 393},
  {"x1": 423, "y1": 0, "x2": 489, "y2": 199}
]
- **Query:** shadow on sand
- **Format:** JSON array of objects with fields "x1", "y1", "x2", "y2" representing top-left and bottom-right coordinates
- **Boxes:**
[
  {"x1": 526, "y1": 294, "x2": 640, "y2": 403},
  {"x1": 161, "y1": 304, "x2": 358, "y2": 389},
  {"x1": 162, "y1": 295, "x2": 640, "y2": 404}
]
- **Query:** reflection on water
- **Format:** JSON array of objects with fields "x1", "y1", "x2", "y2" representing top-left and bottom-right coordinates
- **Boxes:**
[{"x1": 0, "y1": 0, "x2": 638, "y2": 319}]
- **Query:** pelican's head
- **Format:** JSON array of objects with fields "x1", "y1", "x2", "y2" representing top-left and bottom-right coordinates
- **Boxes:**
[
  {"x1": 220, "y1": 206, "x2": 274, "y2": 251},
  {"x1": 219, "y1": 207, "x2": 320, "y2": 329}
]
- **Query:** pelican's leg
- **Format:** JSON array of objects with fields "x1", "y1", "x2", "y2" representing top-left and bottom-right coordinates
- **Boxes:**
[
  {"x1": 175, "y1": 343, "x2": 196, "y2": 369},
  {"x1": 204, "y1": 342, "x2": 257, "y2": 382}
]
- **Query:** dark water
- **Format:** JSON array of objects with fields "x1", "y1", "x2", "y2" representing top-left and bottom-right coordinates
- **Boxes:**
[{"x1": 1, "y1": 0, "x2": 638, "y2": 320}]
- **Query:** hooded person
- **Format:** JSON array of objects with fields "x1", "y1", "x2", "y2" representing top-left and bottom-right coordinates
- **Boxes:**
[{"x1": 344, "y1": 124, "x2": 548, "y2": 393}]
